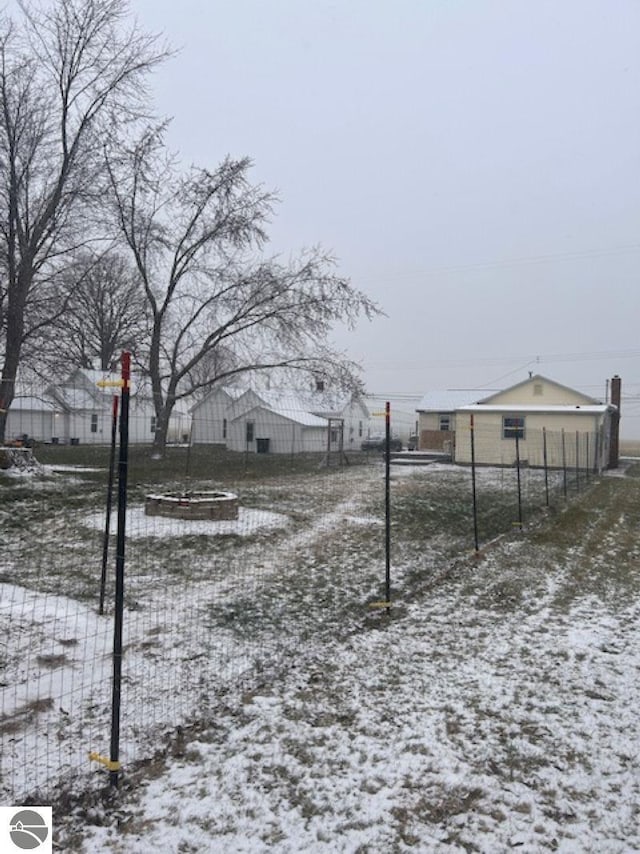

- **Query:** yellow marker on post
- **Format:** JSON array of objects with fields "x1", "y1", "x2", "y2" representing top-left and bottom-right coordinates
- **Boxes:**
[
  {"x1": 97, "y1": 379, "x2": 127, "y2": 388},
  {"x1": 89, "y1": 752, "x2": 121, "y2": 772}
]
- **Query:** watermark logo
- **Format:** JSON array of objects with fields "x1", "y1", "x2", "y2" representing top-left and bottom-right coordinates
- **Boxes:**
[{"x1": 0, "y1": 807, "x2": 52, "y2": 853}]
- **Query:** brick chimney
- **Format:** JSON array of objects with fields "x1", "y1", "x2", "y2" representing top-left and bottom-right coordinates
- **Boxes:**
[{"x1": 608, "y1": 375, "x2": 621, "y2": 469}]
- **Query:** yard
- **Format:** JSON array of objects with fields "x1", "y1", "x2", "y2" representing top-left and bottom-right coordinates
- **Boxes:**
[{"x1": 2, "y1": 444, "x2": 639, "y2": 851}]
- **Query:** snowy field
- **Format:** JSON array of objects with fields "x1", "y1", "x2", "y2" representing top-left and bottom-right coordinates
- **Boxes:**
[
  {"x1": 69, "y1": 564, "x2": 640, "y2": 853},
  {"x1": 2, "y1": 454, "x2": 640, "y2": 851}
]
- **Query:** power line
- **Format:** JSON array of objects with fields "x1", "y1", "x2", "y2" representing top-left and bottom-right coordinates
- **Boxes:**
[
  {"x1": 362, "y1": 349, "x2": 640, "y2": 373},
  {"x1": 353, "y1": 243, "x2": 640, "y2": 284}
]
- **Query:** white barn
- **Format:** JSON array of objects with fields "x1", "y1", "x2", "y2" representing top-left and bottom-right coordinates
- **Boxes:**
[
  {"x1": 5, "y1": 394, "x2": 57, "y2": 443},
  {"x1": 190, "y1": 384, "x2": 370, "y2": 454},
  {"x1": 227, "y1": 403, "x2": 328, "y2": 454}
]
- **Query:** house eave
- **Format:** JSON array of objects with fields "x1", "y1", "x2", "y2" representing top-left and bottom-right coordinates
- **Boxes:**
[{"x1": 457, "y1": 403, "x2": 613, "y2": 415}]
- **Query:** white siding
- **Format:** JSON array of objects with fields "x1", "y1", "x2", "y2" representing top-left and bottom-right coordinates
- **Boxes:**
[
  {"x1": 191, "y1": 388, "x2": 237, "y2": 445},
  {"x1": 6, "y1": 407, "x2": 55, "y2": 442},
  {"x1": 227, "y1": 406, "x2": 327, "y2": 454}
]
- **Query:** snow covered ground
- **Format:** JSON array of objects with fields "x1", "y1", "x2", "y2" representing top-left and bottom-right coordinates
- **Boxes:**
[
  {"x1": 53, "y1": 466, "x2": 640, "y2": 852},
  {"x1": 3, "y1": 457, "x2": 640, "y2": 851},
  {"x1": 82, "y1": 503, "x2": 291, "y2": 539}
]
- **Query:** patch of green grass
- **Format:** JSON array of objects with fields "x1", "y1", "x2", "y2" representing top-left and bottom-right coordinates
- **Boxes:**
[
  {"x1": 33, "y1": 442, "x2": 368, "y2": 488},
  {"x1": 521, "y1": 474, "x2": 640, "y2": 609}
]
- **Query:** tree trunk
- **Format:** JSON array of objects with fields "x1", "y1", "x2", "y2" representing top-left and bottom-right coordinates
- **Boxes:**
[
  {"x1": 0, "y1": 278, "x2": 28, "y2": 443},
  {"x1": 0, "y1": 374, "x2": 15, "y2": 443},
  {"x1": 150, "y1": 398, "x2": 178, "y2": 459},
  {"x1": 151, "y1": 408, "x2": 169, "y2": 458}
]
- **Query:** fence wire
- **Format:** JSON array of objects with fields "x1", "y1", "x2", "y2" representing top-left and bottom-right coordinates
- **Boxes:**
[{"x1": 0, "y1": 384, "x2": 604, "y2": 802}]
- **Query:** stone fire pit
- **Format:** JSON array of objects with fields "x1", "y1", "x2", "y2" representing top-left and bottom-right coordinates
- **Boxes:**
[{"x1": 145, "y1": 491, "x2": 239, "y2": 521}]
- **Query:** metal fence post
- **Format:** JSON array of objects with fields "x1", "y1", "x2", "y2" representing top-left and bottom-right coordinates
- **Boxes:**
[
  {"x1": 99, "y1": 395, "x2": 119, "y2": 615},
  {"x1": 585, "y1": 432, "x2": 590, "y2": 483},
  {"x1": 543, "y1": 426, "x2": 549, "y2": 507},
  {"x1": 384, "y1": 401, "x2": 391, "y2": 612},
  {"x1": 470, "y1": 414, "x2": 479, "y2": 552},
  {"x1": 515, "y1": 431, "x2": 523, "y2": 530},
  {"x1": 109, "y1": 351, "x2": 131, "y2": 787}
]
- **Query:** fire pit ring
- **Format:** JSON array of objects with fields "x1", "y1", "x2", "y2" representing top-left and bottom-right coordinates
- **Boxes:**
[{"x1": 145, "y1": 491, "x2": 239, "y2": 521}]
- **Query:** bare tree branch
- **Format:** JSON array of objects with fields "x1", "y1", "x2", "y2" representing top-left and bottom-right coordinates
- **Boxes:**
[
  {"x1": 107, "y1": 127, "x2": 382, "y2": 455},
  {"x1": 0, "y1": 0, "x2": 169, "y2": 438}
]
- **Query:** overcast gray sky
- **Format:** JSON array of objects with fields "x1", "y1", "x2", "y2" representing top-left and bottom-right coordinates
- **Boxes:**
[{"x1": 135, "y1": 0, "x2": 640, "y2": 435}]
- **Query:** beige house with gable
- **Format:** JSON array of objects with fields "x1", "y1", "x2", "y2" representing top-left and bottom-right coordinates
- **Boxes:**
[{"x1": 453, "y1": 374, "x2": 619, "y2": 471}]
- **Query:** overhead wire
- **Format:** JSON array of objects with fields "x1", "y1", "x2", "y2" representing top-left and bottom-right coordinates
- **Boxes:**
[{"x1": 351, "y1": 243, "x2": 640, "y2": 285}]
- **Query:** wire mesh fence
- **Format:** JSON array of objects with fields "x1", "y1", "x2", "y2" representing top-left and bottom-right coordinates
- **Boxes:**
[{"x1": 0, "y1": 378, "x2": 605, "y2": 803}]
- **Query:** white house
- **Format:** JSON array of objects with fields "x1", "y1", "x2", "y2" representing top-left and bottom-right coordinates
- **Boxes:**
[
  {"x1": 190, "y1": 384, "x2": 370, "y2": 454},
  {"x1": 46, "y1": 368, "x2": 190, "y2": 445},
  {"x1": 300, "y1": 389, "x2": 370, "y2": 452},
  {"x1": 453, "y1": 374, "x2": 618, "y2": 471}
]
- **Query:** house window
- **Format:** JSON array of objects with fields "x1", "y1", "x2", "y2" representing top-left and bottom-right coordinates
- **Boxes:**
[
  {"x1": 503, "y1": 416, "x2": 525, "y2": 440},
  {"x1": 150, "y1": 415, "x2": 156, "y2": 434},
  {"x1": 223, "y1": 418, "x2": 227, "y2": 439},
  {"x1": 439, "y1": 414, "x2": 450, "y2": 432},
  {"x1": 533, "y1": 383, "x2": 543, "y2": 396},
  {"x1": 246, "y1": 421, "x2": 254, "y2": 443},
  {"x1": 90, "y1": 414, "x2": 98, "y2": 433},
  {"x1": 358, "y1": 420, "x2": 363, "y2": 437}
]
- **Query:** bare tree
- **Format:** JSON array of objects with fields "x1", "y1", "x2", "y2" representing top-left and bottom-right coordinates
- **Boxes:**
[
  {"x1": 33, "y1": 251, "x2": 148, "y2": 371},
  {"x1": 108, "y1": 127, "x2": 381, "y2": 456},
  {"x1": 183, "y1": 345, "x2": 239, "y2": 402},
  {"x1": 0, "y1": 0, "x2": 167, "y2": 439}
]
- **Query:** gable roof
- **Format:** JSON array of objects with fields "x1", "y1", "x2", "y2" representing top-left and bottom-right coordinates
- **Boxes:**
[
  {"x1": 479, "y1": 374, "x2": 600, "y2": 406},
  {"x1": 233, "y1": 387, "x2": 366, "y2": 421},
  {"x1": 50, "y1": 383, "x2": 105, "y2": 411},
  {"x1": 230, "y1": 403, "x2": 328, "y2": 428},
  {"x1": 11, "y1": 394, "x2": 57, "y2": 412},
  {"x1": 190, "y1": 384, "x2": 247, "y2": 414},
  {"x1": 294, "y1": 389, "x2": 369, "y2": 419},
  {"x1": 52, "y1": 368, "x2": 141, "y2": 407},
  {"x1": 417, "y1": 389, "x2": 498, "y2": 412}
]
